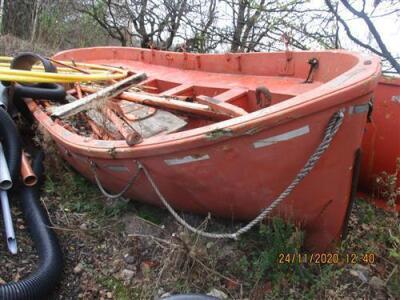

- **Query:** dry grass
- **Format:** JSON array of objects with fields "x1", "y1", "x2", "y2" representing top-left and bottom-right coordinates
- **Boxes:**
[
  {"x1": 375, "y1": 158, "x2": 400, "y2": 206},
  {"x1": 0, "y1": 34, "x2": 58, "y2": 57}
]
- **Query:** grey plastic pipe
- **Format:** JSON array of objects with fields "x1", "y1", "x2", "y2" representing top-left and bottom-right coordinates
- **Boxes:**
[
  {"x1": 0, "y1": 143, "x2": 12, "y2": 190},
  {"x1": 0, "y1": 190, "x2": 17, "y2": 254}
]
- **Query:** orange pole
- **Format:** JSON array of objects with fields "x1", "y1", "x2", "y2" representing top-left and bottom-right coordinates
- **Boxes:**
[
  {"x1": 21, "y1": 151, "x2": 37, "y2": 187},
  {"x1": 103, "y1": 108, "x2": 142, "y2": 145},
  {"x1": 66, "y1": 88, "x2": 77, "y2": 95},
  {"x1": 75, "y1": 83, "x2": 83, "y2": 99},
  {"x1": 46, "y1": 57, "x2": 91, "y2": 74}
]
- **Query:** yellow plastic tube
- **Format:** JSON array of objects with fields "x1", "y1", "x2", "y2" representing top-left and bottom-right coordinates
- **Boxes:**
[{"x1": 0, "y1": 56, "x2": 128, "y2": 83}]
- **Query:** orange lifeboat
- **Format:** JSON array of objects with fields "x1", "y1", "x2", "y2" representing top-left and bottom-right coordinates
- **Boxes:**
[
  {"x1": 360, "y1": 76, "x2": 400, "y2": 211},
  {"x1": 26, "y1": 47, "x2": 380, "y2": 251}
]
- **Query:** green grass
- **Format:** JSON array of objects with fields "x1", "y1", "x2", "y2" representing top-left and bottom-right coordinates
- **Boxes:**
[
  {"x1": 236, "y1": 219, "x2": 305, "y2": 285},
  {"x1": 98, "y1": 277, "x2": 142, "y2": 300},
  {"x1": 44, "y1": 166, "x2": 131, "y2": 223},
  {"x1": 42, "y1": 162, "x2": 400, "y2": 299},
  {"x1": 135, "y1": 204, "x2": 167, "y2": 225}
]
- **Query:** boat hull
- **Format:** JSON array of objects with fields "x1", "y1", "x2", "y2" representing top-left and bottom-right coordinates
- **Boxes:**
[
  {"x1": 27, "y1": 47, "x2": 381, "y2": 251},
  {"x1": 360, "y1": 76, "x2": 400, "y2": 210},
  {"x1": 30, "y1": 96, "x2": 371, "y2": 251}
]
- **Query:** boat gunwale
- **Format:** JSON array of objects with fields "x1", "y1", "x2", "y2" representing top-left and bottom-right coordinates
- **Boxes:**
[
  {"x1": 27, "y1": 48, "x2": 381, "y2": 159},
  {"x1": 379, "y1": 75, "x2": 400, "y2": 86}
]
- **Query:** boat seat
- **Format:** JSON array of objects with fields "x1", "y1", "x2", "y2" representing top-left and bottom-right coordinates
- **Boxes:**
[
  {"x1": 209, "y1": 88, "x2": 248, "y2": 103},
  {"x1": 196, "y1": 95, "x2": 248, "y2": 117}
]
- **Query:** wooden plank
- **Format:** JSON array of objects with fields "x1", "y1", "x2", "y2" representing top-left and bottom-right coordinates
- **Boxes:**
[
  {"x1": 159, "y1": 83, "x2": 193, "y2": 96},
  {"x1": 196, "y1": 95, "x2": 248, "y2": 117},
  {"x1": 86, "y1": 110, "x2": 124, "y2": 140},
  {"x1": 103, "y1": 108, "x2": 143, "y2": 145},
  {"x1": 51, "y1": 72, "x2": 147, "y2": 119},
  {"x1": 80, "y1": 86, "x2": 231, "y2": 121},
  {"x1": 115, "y1": 100, "x2": 187, "y2": 138},
  {"x1": 63, "y1": 92, "x2": 121, "y2": 140},
  {"x1": 209, "y1": 88, "x2": 248, "y2": 102}
]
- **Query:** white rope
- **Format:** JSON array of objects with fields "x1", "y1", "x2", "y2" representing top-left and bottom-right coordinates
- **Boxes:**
[
  {"x1": 90, "y1": 161, "x2": 141, "y2": 199},
  {"x1": 137, "y1": 110, "x2": 345, "y2": 239}
]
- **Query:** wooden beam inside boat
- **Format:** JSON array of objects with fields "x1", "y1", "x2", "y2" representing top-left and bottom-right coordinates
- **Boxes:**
[
  {"x1": 80, "y1": 86, "x2": 232, "y2": 121},
  {"x1": 51, "y1": 72, "x2": 147, "y2": 119},
  {"x1": 196, "y1": 95, "x2": 248, "y2": 117}
]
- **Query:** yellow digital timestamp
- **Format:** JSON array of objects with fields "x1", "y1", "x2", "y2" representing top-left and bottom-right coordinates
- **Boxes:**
[{"x1": 277, "y1": 253, "x2": 376, "y2": 265}]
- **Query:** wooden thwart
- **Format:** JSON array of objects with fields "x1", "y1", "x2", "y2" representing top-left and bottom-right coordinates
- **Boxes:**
[
  {"x1": 51, "y1": 72, "x2": 147, "y2": 119},
  {"x1": 195, "y1": 95, "x2": 248, "y2": 117}
]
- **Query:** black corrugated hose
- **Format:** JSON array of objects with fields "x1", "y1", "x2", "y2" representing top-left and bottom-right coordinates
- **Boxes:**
[
  {"x1": 0, "y1": 52, "x2": 63, "y2": 299},
  {"x1": 0, "y1": 151, "x2": 63, "y2": 300},
  {"x1": 0, "y1": 107, "x2": 21, "y2": 183}
]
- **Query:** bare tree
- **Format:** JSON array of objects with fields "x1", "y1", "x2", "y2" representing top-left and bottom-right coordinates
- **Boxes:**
[
  {"x1": 180, "y1": 0, "x2": 221, "y2": 52},
  {"x1": 1, "y1": 0, "x2": 36, "y2": 39},
  {"x1": 70, "y1": 0, "x2": 399, "y2": 75},
  {"x1": 75, "y1": 0, "x2": 190, "y2": 49},
  {"x1": 325, "y1": 0, "x2": 400, "y2": 73},
  {"x1": 74, "y1": 1, "x2": 130, "y2": 46}
]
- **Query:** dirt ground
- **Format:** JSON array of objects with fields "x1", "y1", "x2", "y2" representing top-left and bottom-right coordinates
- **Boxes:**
[{"x1": 0, "y1": 151, "x2": 399, "y2": 299}]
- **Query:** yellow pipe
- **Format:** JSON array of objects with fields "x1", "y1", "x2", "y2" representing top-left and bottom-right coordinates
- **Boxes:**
[
  {"x1": 0, "y1": 56, "x2": 128, "y2": 83},
  {"x1": 0, "y1": 63, "x2": 105, "y2": 73},
  {"x1": 0, "y1": 74, "x2": 84, "y2": 83}
]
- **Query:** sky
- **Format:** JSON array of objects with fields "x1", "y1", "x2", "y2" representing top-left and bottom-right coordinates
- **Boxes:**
[{"x1": 312, "y1": 0, "x2": 399, "y2": 68}]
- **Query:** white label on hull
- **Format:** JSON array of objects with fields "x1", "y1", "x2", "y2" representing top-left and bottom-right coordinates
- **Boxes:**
[
  {"x1": 165, "y1": 154, "x2": 210, "y2": 166},
  {"x1": 348, "y1": 103, "x2": 370, "y2": 114},
  {"x1": 253, "y1": 125, "x2": 310, "y2": 149},
  {"x1": 105, "y1": 165, "x2": 130, "y2": 172}
]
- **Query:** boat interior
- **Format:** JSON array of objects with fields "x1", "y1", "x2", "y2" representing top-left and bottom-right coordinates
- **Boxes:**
[{"x1": 40, "y1": 48, "x2": 361, "y2": 143}]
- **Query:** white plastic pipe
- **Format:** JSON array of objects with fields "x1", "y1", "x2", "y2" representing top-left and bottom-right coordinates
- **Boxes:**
[
  {"x1": 0, "y1": 190, "x2": 17, "y2": 254},
  {"x1": 0, "y1": 83, "x2": 8, "y2": 110},
  {"x1": 0, "y1": 143, "x2": 12, "y2": 190}
]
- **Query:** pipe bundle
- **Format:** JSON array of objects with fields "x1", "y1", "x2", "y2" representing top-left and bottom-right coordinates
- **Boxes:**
[{"x1": 0, "y1": 54, "x2": 63, "y2": 299}]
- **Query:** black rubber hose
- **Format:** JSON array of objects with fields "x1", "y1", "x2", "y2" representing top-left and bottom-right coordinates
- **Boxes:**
[
  {"x1": 11, "y1": 94, "x2": 34, "y2": 123},
  {"x1": 10, "y1": 53, "x2": 57, "y2": 74},
  {"x1": 9, "y1": 52, "x2": 66, "y2": 122},
  {"x1": 12, "y1": 82, "x2": 67, "y2": 122},
  {"x1": 0, "y1": 151, "x2": 64, "y2": 300},
  {"x1": 0, "y1": 107, "x2": 21, "y2": 182},
  {"x1": 14, "y1": 83, "x2": 66, "y2": 103}
]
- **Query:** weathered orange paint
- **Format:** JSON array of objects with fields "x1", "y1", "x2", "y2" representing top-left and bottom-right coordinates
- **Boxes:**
[
  {"x1": 360, "y1": 76, "x2": 400, "y2": 210},
  {"x1": 27, "y1": 47, "x2": 380, "y2": 251}
]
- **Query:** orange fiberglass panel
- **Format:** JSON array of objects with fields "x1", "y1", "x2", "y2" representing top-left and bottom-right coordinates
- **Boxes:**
[
  {"x1": 360, "y1": 76, "x2": 400, "y2": 211},
  {"x1": 27, "y1": 47, "x2": 381, "y2": 251}
]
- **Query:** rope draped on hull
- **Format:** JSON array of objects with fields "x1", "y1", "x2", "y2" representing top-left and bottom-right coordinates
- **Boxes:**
[{"x1": 91, "y1": 110, "x2": 345, "y2": 239}]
